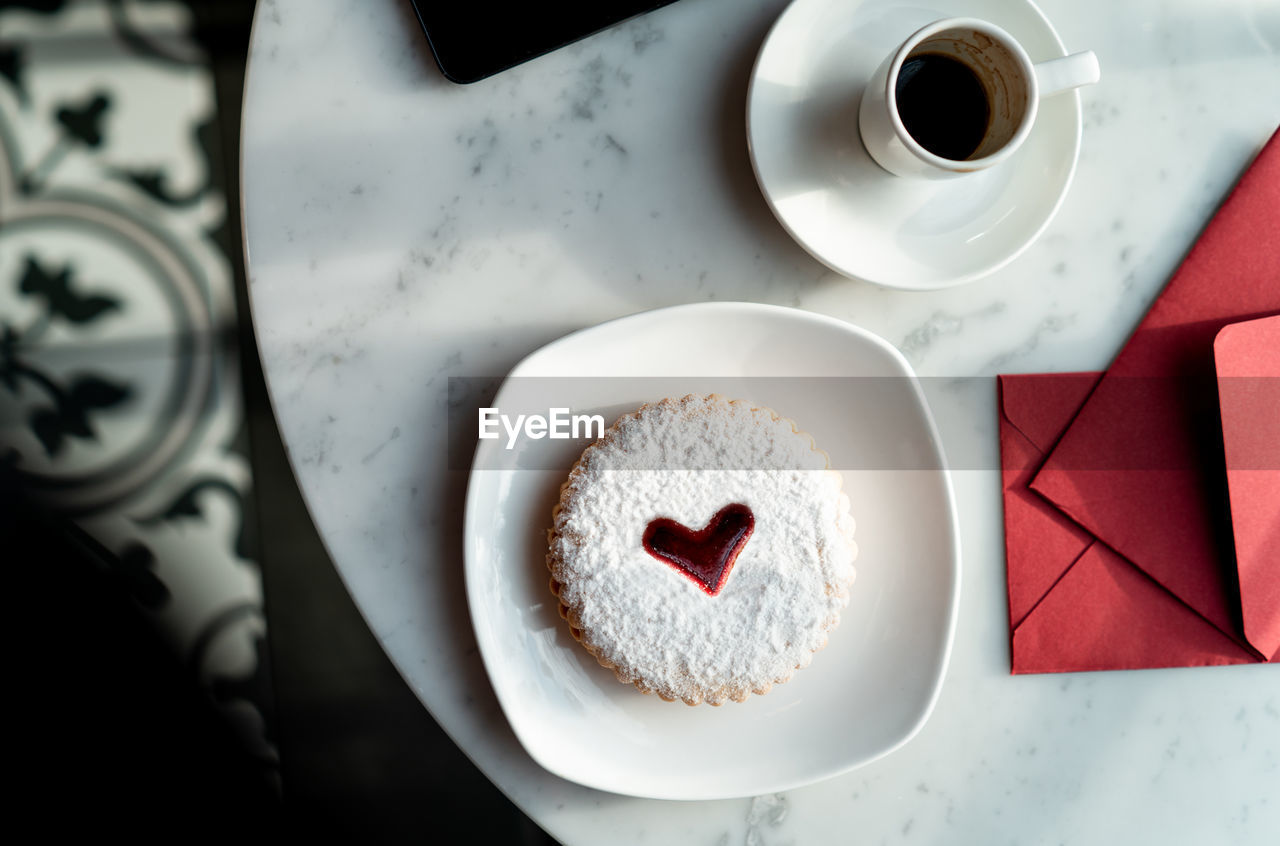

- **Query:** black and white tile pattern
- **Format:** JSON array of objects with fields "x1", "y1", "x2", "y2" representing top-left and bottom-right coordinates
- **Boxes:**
[{"x1": 0, "y1": 0, "x2": 275, "y2": 783}]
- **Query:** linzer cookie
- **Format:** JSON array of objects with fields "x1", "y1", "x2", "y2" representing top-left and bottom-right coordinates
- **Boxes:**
[{"x1": 547, "y1": 395, "x2": 857, "y2": 705}]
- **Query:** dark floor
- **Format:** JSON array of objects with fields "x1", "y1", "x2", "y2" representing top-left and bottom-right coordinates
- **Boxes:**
[
  {"x1": 6, "y1": 1, "x2": 558, "y2": 841},
  {"x1": 245, "y1": 372, "x2": 556, "y2": 844}
]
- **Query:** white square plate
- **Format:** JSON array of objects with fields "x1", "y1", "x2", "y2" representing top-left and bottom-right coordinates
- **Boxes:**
[{"x1": 463, "y1": 302, "x2": 959, "y2": 799}]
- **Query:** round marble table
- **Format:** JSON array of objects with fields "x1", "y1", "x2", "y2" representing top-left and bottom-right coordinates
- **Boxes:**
[{"x1": 241, "y1": 0, "x2": 1280, "y2": 841}]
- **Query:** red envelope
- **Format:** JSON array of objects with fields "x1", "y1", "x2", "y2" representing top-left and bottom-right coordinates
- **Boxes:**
[
  {"x1": 1000, "y1": 128, "x2": 1280, "y2": 673},
  {"x1": 1000, "y1": 372, "x2": 1263, "y2": 673}
]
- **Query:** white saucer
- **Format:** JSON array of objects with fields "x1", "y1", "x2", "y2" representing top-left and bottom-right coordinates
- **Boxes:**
[
  {"x1": 464, "y1": 303, "x2": 959, "y2": 799},
  {"x1": 747, "y1": 0, "x2": 1084, "y2": 290}
]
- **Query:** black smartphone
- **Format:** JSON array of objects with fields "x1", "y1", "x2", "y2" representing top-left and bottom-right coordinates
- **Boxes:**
[{"x1": 409, "y1": 0, "x2": 682, "y2": 84}]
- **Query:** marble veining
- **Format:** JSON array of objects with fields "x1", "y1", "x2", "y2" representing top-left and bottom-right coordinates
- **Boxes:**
[{"x1": 241, "y1": 0, "x2": 1280, "y2": 843}]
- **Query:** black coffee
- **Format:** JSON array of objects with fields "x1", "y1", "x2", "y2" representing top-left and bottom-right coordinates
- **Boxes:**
[{"x1": 895, "y1": 53, "x2": 990, "y2": 161}]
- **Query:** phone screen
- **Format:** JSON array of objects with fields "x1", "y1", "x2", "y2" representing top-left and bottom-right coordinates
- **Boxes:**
[{"x1": 409, "y1": 1, "x2": 681, "y2": 84}]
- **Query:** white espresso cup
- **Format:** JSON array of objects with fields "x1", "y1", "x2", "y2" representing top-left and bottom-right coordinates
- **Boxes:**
[{"x1": 858, "y1": 18, "x2": 1100, "y2": 178}]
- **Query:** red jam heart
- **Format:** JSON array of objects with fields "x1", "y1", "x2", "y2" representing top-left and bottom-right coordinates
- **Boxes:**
[{"x1": 642, "y1": 503, "x2": 755, "y2": 596}]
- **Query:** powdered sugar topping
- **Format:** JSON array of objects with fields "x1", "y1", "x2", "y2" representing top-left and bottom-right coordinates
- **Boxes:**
[{"x1": 549, "y1": 396, "x2": 857, "y2": 705}]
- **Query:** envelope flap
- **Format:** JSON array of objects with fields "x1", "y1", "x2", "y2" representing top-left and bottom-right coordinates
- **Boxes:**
[
  {"x1": 998, "y1": 373, "x2": 1104, "y2": 455},
  {"x1": 999, "y1": 374, "x2": 1101, "y2": 630},
  {"x1": 1012, "y1": 542, "x2": 1258, "y2": 674},
  {"x1": 1215, "y1": 315, "x2": 1280, "y2": 659}
]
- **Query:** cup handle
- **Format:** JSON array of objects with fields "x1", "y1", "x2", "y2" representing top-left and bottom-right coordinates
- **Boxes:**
[{"x1": 1034, "y1": 50, "x2": 1100, "y2": 97}]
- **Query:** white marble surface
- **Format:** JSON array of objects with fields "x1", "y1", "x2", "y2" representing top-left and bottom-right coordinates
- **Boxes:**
[{"x1": 240, "y1": 0, "x2": 1280, "y2": 842}]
